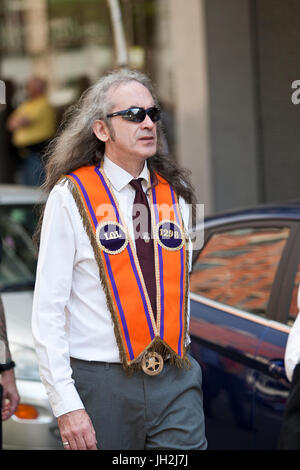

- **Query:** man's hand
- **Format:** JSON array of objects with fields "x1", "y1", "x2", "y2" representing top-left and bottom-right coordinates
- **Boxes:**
[
  {"x1": 57, "y1": 409, "x2": 98, "y2": 450},
  {"x1": 1, "y1": 369, "x2": 20, "y2": 420},
  {"x1": 7, "y1": 114, "x2": 31, "y2": 132}
]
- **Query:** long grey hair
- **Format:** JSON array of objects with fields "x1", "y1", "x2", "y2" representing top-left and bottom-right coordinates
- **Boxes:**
[{"x1": 35, "y1": 68, "x2": 197, "y2": 243}]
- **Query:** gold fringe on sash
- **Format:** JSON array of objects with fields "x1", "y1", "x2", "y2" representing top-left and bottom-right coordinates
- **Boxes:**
[{"x1": 60, "y1": 176, "x2": 191, "y2": 375}]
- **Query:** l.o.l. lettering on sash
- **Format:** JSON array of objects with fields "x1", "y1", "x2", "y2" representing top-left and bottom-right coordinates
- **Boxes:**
[
  {"x1": 96, "y1": 221, "x2": 128, "y2": 254},
  {"x1": 103, "y1": 229, "x2": 123, "y2": 241}
]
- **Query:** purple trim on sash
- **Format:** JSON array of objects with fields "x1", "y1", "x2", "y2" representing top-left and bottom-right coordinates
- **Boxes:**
[
  {"x1": 178, "y1": 247, "x2": 184, "y2": 356},
  {"x1": 170, "y1": 186, "x2": 180, "y2": 225},
  {"x1": 151, "y1": 183, "x2": 165, "y2": 339},
  {"x1": 158, "y1": 245, "x2": 165, "y2": 339},
  {"x1": 170, "y1": 186, "x2": 185, "y2": 356},
  {"x1": 94, "y1": 166, "x2": 120, "y2": 223},
  {"x1": 104, "y1": 252, "x2": 134, "y2": 360},
  {"x1": 95, "y1": 166, "x2": 155, "y2": 340},
  {"x1": 153, "y1": 180, "x2": 185, "y2": 355},
  {"x1": 69, "y1": 171, "x2": 134, "y2": 360},
  {"x1": 69, "y1": 173, "x2": 98, "y2": 229}
]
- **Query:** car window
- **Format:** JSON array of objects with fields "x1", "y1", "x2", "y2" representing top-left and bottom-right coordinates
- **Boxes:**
[
  {"x1": 190, "y1": 226, "x2": 290, "y2": 318},
  {"x1": 0, "y1": 204, "x2": 39, "y2": 292}
]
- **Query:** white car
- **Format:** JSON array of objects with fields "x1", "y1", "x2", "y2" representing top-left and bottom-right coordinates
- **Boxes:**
[{"x1": 0, "y1": 184, "x2": 61, "y2": 450}]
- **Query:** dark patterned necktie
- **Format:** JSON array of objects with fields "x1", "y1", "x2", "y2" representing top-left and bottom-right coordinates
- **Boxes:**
[{"x1": 130, "y1": 178, "x2": 157, "y2": 320}]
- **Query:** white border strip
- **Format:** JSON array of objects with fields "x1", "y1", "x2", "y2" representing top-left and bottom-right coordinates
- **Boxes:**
[{"x1": 190, "y1": 291, "x2": 290, "y2": 333}]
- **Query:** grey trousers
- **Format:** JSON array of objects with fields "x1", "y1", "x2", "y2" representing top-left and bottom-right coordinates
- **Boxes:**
[{"x1": 71, "y1": 354, "x2": 207, "y2": 450}]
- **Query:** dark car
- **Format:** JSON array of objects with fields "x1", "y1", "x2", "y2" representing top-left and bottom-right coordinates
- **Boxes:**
[{"x1": 188, "y1": 203, "x2": 300, "y2": 450}]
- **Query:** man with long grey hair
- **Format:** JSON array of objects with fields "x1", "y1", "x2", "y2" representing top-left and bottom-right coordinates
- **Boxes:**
[{"x1": 32, "y1": 68, "x2": 206, "y2": 450}]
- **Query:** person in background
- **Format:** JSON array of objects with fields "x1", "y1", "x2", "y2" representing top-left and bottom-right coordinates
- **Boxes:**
[
  {"x1": 0, "y1": 237, "x2": 20, "y2": 449},
  {"x1": 7, "y1": 77, "x2": 56, "y2": 186}
]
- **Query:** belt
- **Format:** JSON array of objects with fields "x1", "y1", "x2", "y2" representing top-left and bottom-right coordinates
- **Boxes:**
[{"x1": 71, "y1": 353, "x2": 168, "y2": 376}]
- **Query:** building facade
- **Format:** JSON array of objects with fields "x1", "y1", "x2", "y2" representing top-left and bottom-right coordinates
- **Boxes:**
[{"x1": 1, "y1": 0, "x2": 300, "y2": 216}]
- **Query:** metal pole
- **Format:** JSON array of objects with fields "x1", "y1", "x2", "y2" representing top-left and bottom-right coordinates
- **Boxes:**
[
  {"x1": 107, "y1": 0, "x2": 129, "y2": 67},
  {"x1": 0, "y1": 80, "x2": 5, "y2": 111}
]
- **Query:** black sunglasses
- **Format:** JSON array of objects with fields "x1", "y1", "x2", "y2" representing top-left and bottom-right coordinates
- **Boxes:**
[{"x1": 106, "y1": 106, "x2": 160, "y2": 123}]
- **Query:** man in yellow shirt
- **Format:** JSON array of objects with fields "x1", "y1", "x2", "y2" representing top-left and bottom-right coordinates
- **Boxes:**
[{"x1": 7, "y1": 77, "x2": 56, "y2": 186}]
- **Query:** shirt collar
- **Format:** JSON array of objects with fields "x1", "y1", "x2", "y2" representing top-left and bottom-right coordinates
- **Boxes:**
[{"x1": 103, "y1": 155, "x2": 150, "y2": 192}]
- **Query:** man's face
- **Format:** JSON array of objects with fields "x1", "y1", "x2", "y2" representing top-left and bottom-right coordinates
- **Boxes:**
[
  {"x1": 104, "y1": 81, "x2": 158, "y2": 162},
  {"x1": 26, "y1": 78, "x2": 45, "y2": 99}
]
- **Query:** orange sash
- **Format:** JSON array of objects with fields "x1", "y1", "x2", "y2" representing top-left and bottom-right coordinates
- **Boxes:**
[{"x1": 65, "y1": 164, "x2": 189, "y2": 371}]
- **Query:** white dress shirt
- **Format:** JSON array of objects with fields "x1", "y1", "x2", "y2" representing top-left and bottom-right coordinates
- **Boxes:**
[
  {"x1": 285, "y1": 285, "x2": 300, "y2": 382},
  {"x1": 32, "y1": 156, "x2": 192, "y2": 417}
]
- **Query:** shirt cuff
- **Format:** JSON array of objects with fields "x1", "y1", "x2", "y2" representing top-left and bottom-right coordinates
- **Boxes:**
[{"x1": 42, "y1": 380, "x2": 85, "y2": 418}]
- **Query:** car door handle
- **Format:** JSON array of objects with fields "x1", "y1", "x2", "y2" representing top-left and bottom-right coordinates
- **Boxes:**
[{"x1": 268, "y1": 359, "x2": 287, "y2": 379}]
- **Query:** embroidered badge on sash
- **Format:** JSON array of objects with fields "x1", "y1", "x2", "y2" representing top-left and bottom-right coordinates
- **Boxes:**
[
  {"x1": 96, "y1": 221, "x2": 128, "y2": 254},
  {"x1": 156, "y1": 220, "x2": 184, "y2": 251}
]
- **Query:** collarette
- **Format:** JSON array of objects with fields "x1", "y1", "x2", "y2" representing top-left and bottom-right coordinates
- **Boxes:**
[{"x1": 103, "y1": 155, "x2": 150, "y2": 192}]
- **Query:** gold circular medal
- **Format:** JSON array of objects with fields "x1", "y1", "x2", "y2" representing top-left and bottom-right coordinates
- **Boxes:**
[{"x1": 141, "y1": 352, "x2": 164, "y2": 376}]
